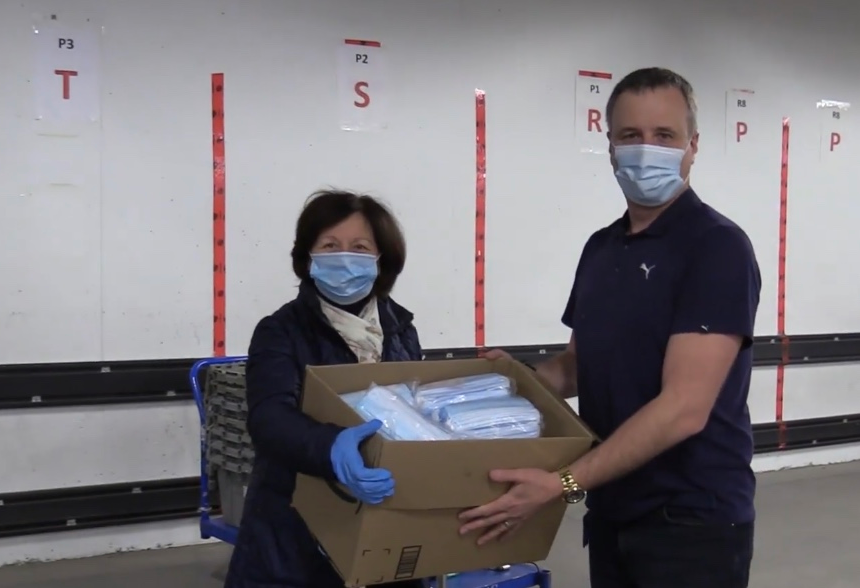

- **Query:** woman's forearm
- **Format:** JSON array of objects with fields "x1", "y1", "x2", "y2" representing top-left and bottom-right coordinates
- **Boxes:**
[{"x1": 247, "y1": 399, "x2": 344, "y2": 478}]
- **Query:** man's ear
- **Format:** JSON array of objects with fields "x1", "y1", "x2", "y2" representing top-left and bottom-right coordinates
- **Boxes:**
[{"x1": 690, "y1": 132, "x2": 700, "y2": 164}]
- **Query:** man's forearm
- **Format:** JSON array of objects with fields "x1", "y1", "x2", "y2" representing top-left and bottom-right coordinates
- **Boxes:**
[
  {"x1": 536, "y1": 351, "x2": 578, "y2": 398},
  {"x1": 568, "y1": 391, "x2": 700, "y2": 491}
]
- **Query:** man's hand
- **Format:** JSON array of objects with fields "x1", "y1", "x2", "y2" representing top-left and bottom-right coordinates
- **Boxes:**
[
  {"x1": 480, "y1": 348, "x2": 512, "y2": 360},
  {"x1": 481, "y1": 337, "x2": 578, "y2": 399},
  {"x1": 457, "y1": 468, "x2": 563, "y2": 545}
]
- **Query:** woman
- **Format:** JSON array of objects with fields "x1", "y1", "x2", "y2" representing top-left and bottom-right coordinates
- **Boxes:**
[{"x1": 224, "y1": 190, "x2": 425, "y2": 588}]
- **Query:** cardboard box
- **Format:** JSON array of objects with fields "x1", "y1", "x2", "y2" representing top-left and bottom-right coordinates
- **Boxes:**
[{"x1": 294, "y1": 358, "x2": 597, "y2": 587}]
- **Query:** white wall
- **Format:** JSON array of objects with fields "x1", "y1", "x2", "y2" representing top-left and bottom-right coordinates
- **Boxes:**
[{"x1": 1, "y1": 0, "x2": 859, "y2": 565}]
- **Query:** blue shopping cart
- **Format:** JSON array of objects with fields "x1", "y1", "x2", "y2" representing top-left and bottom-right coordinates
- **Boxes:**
[{"x1": 189, "y1": 357, "x2": 552, "y2": 588}]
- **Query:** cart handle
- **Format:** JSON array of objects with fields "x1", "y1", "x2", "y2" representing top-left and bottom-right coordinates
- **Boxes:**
[
  {"x1": 189, "y1": 355, "x2": 248, "y2": 526},
  {"x1": 189, "y1": 356, "x2": 248, "y2": 425}
]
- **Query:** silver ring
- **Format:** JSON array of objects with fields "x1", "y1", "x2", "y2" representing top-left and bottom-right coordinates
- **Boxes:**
[{"x1": 502, "y1": 520, "x2": 512, "y2": 529}]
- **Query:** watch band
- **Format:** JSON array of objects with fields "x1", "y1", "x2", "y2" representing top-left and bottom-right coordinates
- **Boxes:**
[{"x1": 557, "y1": 468, "x2": 586, "y2": 504}]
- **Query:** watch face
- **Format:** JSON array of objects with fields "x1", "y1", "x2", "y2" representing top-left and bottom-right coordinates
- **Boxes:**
[{"x1": 565, "y1": 489, "x2": 586, "y2": 504}]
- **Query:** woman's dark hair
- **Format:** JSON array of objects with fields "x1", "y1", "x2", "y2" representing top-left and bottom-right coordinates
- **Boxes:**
[{"x1": 291, "y1": 190, "x2": 407, "y2": 297}]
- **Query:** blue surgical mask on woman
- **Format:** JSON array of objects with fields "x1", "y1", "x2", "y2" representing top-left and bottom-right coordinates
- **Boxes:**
[
  {"x1": 309, "y1": 252, "x2": 378, "y2": 305},
  {"x1": 613, "y1": 144, "x2": 688, "y2": 207}
]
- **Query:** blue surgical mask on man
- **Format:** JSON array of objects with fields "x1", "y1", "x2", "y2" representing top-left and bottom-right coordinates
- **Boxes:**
[
  {"x1": 613, "y1": 144, "x2": 688, "y2": 207},
  {"x1": 309, "y1": 252, "x2": 378, "y2": 305}
]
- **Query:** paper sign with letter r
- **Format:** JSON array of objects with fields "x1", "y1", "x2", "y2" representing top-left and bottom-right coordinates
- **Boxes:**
[{"x1": 574, "y1": 70, "x2": 613, "y2": 155}]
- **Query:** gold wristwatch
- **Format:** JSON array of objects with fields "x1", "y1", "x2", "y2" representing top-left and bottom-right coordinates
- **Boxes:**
[{"x1": 558, "y1": 468, "x2": 586, "y2": 504}]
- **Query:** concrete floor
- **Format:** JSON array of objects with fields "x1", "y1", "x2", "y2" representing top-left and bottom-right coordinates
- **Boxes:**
[{"x1": 1, "y1": 461, "x2": 859, "y2": 588}]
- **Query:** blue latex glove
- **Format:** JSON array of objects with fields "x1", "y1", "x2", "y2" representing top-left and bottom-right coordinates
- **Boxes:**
[{"x1": 330, "y1": 419, "x2": 395, "y2": 504}]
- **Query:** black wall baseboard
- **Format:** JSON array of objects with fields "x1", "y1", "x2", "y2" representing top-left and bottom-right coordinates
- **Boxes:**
[
  {"x1": 1, "y1": 413, "x2": 857, "y2": 538},
  {"x1": 0, "y1": 477, "x2": 209, "y2": 539},
  {"x1": 2, "y1": 332, "x2": 860, "y2": 409},
  {"x1": 754, "y1": 413, "x2": 860, "y2": 452},
  {"x1": 0, "y1": 332, "x2": 858, "y2": 538}
]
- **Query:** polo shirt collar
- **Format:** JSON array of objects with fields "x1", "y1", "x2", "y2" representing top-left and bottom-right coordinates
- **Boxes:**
[{"x1": 612, "y1": 188, "x2": 701, "y2": 237}]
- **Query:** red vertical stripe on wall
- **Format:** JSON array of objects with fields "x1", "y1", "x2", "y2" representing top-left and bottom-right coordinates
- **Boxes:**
[
  {"x1": 775, "y1": 117, "x2": 791, "y2": 448},
  {"x1": 212, "y1": 74, "x2": 227, "y2": 357},
  {"x1": 474, "y1": 90, "x2": 487, "y2": 348}
]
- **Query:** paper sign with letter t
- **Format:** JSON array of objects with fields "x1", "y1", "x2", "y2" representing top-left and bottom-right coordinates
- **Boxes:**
[
  {"x1": 337, "y1": 39, "x2": 388, "y2": 131},
  {"x1": 33, "y1": 22, "x2": 101, "y2": 125}
]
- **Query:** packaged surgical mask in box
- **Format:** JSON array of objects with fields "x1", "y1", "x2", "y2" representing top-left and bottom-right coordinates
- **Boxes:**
[
  {"x1": 438, "y1": 396, "x2": 543, "y2": 439},
  {"x1": 412, "y1": 373, "x2": 515, "y2": 418},
  {"x1": 350, "y1": 383, "x2": 454, "y2": 441},
  {"x1": 341, "y1": 382, "x2": 415, "y2": 409},
  {"x1": 340, "y1": 376, "x2": 543, "y2": 441}
]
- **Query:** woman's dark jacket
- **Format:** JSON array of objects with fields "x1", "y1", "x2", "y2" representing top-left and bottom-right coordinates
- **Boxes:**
[{"x1": 224, "y1": 281, "x2": 423, "y2": 588}]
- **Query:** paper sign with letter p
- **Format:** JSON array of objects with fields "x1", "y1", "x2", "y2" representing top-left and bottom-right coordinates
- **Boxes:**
[
  {"x1": 817, "y1": 99, "x2": 850, "y2": 160},
  {"x1": 724, "y1": 89, "x2": 755, "y2": 154},
  {"x1": 337, "y1": 39, "x2": 388, "y2": 131},
  {"x1": 33, "y1": 22, "x2": 101, "y2": 125}
]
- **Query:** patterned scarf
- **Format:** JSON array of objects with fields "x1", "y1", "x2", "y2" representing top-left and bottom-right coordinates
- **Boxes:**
[{"x1": 319, "y1": 297, "x2": 384, "y2": 364}]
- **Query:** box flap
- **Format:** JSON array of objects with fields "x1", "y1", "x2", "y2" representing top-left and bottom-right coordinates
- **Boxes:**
[{"x1": 305, "y1": 357, "x2": 599, "y2": 439}]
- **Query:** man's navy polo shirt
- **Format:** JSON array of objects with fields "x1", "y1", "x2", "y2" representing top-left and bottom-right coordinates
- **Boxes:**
[{"x1": 562, "y1": 188, "x2": 762, "y2": 524}]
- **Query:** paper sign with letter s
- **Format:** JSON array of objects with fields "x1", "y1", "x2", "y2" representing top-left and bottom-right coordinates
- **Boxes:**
[{"x1": 336, "y1": 39, "x2": 389, "y2": 131}]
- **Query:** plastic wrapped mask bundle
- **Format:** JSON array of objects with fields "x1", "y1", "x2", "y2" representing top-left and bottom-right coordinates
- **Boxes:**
[
  {"x1": 438, "y1": 396, "x2": 542, "y2": 439},
  {"x1": 352, "y1": 385, "x2": 454, "y2": 441},
  {"x1": 412, "y1": 373, "x2": 514, "y2": 417},
  {"x1": 340, "y1": 383, "x2": 414, "y2": 409}
]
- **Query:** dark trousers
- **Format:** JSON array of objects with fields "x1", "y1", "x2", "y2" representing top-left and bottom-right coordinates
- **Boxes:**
[{"x1": 585, "y1": 508, "x2": 754, "y2": 588}]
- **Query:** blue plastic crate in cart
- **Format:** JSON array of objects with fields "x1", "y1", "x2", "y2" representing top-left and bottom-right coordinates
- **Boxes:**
[
  {"x1": 424, "y1": 565, "x2": 551, "y2": 588},
  {"x1": 189, "y1": 357, "x2": 553, "y2": 588}
]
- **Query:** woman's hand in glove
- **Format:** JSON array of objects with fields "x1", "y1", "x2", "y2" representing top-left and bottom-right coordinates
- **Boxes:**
[{"x1": 329, "y1": 419, "x2": 394, "y2": 504}]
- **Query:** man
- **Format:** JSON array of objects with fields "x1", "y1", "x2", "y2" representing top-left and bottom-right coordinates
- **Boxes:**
[{"x1": 458, "y1": 67, "x2": 761, "y2": 588}]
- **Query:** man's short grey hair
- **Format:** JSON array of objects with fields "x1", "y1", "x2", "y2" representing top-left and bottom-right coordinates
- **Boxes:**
[{"x1": 605, "y1": 67, "x2": 698, "y2": 137}]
